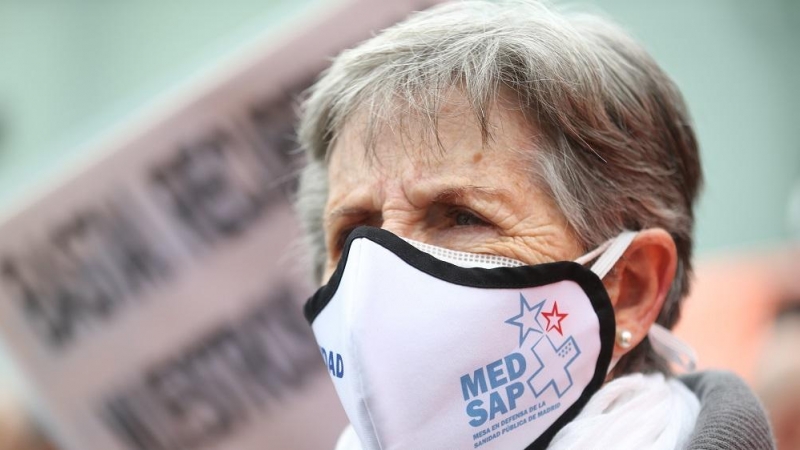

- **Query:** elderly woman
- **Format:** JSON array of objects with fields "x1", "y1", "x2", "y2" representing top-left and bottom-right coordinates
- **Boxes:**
[{"x1": 296, "y1": 1, "x2": 774, "y2": 449}]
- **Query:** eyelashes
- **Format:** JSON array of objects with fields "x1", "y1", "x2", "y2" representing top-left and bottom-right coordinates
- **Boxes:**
[
  {"x1": 327, "y1": 206, "x2": 494, "y2": 258},
  {"x1": 445, "y1": 208, "x2": 491, "y2": 227}
]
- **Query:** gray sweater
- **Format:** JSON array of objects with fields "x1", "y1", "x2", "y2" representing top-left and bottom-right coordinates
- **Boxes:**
[{"x1": 680, "y1": 371, "x2": 775, "y2": 450}]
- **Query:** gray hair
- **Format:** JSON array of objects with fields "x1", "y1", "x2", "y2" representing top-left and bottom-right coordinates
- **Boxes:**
[{"x1": 295, "y1": 0, "x2": 702, "y2": 375}]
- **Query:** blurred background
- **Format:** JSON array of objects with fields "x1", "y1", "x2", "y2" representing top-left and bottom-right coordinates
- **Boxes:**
[{"x1": 0, "y1": 0, "x2": 798, "y2": 449}]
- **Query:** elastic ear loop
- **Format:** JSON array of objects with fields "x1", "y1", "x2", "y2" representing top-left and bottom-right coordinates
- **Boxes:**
[
  {"x1": 648, "y1": 323, "x2": 697, "y2": 372},
  {"x1": 582, "y1": 230, "x2": 637, "y2": 279},
  {"x1": 575, "y1": 231, "x2": 698, "y2": 373}
]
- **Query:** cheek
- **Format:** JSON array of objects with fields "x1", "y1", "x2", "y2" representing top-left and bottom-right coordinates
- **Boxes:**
[{"x1": 425, "y1": 227, "x2": 497, "y2": 252}]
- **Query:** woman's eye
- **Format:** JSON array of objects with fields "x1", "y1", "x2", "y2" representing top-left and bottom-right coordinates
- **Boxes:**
[{"x1": 451, "y1": 210, "x2": 489, "y2": 227}]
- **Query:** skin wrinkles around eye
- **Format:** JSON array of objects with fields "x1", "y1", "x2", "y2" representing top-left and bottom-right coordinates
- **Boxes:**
[
  {"x1": 441, "y1": 205, "x2": 492, "y2": 227},
  {"x1": 327, "y1": 206, "x2": 490, "y2": 258},
  {"x1": 324, "y1": 186, "x2": 514, "y2": 264},
  {"x1": 430, "y1": 186, "x2": 511, "y2": 228},
  {"x1": 324, "y1": 207, "x2": 369, "y2": 255}
]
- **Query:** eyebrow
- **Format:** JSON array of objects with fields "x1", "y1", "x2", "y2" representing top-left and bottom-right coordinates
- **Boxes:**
[
  {"x1": 325, "y1": 206, "x2": 373, "y2": 227},
  {"x1": 431, "y1": 185, "x2": 513, "y2": 204},
  {"x1": 326, "y1": 185, "x2": 513, "y2": 226}
]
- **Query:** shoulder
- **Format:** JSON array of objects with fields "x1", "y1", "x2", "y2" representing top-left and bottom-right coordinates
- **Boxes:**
[{"x1": 679, "y1": 370, "x2": 775, "y2": 450}]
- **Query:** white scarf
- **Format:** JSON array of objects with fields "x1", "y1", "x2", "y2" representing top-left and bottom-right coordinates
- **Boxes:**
[
  {"x1": 334, "y1": 373, "x2": 700, "y2": 450},
  {"x1": 547, "y1": 373, "x2": 700, "y2": 449}
]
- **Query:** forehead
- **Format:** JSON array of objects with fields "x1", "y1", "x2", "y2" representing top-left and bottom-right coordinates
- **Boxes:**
[{"x1": 327, "y1": 89, "x2": 537, "y2": 180}]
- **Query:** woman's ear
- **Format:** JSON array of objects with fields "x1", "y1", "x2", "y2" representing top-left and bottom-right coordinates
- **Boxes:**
[{"x1": 602, "y1": 228, "x2": 677, "y2": 359}]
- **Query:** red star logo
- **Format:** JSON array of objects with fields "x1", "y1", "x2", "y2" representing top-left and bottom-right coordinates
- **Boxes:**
[{"x1": 541, "y1": 301, "x2": 568, "y2": 336}]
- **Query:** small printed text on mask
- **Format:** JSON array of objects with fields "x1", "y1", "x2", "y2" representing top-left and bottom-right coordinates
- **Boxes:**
[{"x1": 321, "y1": 347, "x2": 344, "y2": 378}]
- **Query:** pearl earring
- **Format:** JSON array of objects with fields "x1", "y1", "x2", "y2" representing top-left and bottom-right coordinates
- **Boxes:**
[{"x1": 617, "y1": 329, "x2": 633, "y2": 349}]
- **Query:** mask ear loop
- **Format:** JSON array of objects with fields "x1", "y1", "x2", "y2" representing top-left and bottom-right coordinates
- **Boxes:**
[
  {"x1": 649, "y1": 323, "x2": 698, "y2": 373},
  {"x1": 575, "y1": 231, "x2": 698, "y2": 374},
  {"x1": 585, "y1": 231, "x2": 637, "y2": 279},
  {"x1": 574, "y1": 240, "x2": 613, "y2": 267}
]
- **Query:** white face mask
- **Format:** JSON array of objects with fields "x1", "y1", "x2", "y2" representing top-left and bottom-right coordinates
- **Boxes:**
[{"x1": 304, "y1": 227, "x2": 694, "y2": 450}]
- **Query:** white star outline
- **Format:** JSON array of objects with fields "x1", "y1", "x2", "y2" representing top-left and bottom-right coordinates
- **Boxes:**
[{"x1": 504, "y1": 293, "x2": 545, "y2": 347}]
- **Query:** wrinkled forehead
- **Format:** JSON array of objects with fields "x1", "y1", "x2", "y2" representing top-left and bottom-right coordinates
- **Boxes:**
[{"x1": 328, "y1": 86, "x2": 538, "y2": 173}]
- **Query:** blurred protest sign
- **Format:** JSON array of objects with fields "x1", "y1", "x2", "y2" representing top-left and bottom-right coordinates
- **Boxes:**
[{"x1": 0, "y1": 1, "x2": 442, "y2": 449}]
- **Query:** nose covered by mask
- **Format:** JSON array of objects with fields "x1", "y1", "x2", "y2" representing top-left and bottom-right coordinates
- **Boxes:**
[{"x1": 304, "y1": 227, "x2": 684, "y2": 450}]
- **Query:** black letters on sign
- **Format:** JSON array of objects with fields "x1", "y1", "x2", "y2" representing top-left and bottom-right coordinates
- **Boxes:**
[
  {"x1": 101, "y1": 290, "x2": 323, "y2": 450},
  {"x1": 0, "y1": 204, "x2": 172, "y2": 350},
  {"x1": 149, "y1": 131, "x2": 271, "y2": 248}
]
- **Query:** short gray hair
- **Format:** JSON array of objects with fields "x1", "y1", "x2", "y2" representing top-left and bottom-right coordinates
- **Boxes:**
[{"x1": 295, "y1": 0, "x2": 702, "y2": 375}]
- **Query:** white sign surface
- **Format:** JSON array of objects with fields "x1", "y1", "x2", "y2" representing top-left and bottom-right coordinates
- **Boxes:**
[{"x1": 0, "y1": 1, "x2": 443, "y2": 449}]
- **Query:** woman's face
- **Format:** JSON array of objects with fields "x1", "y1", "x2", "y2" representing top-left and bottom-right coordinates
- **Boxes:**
[{"x1": 322, "y1": 92, "x2": 584, "y2": 282}]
